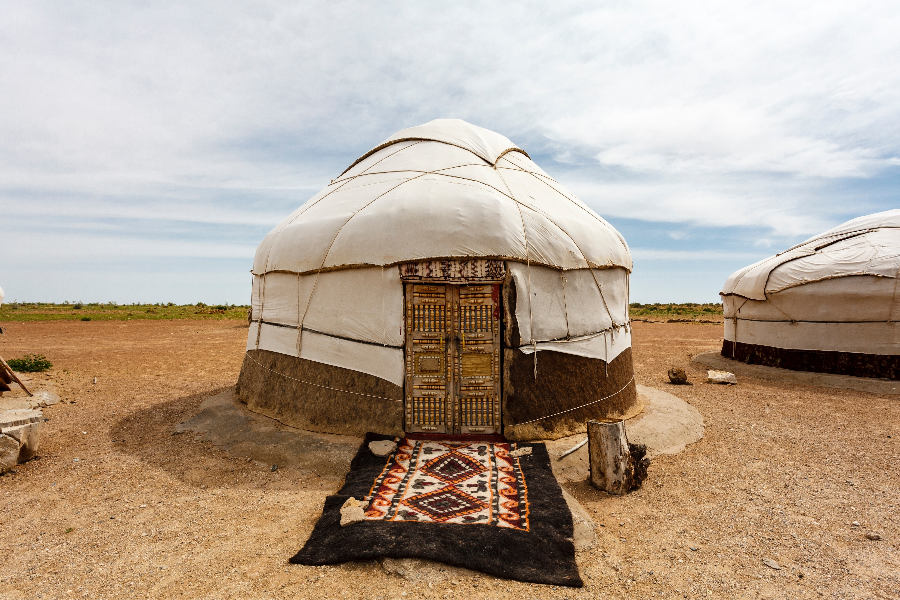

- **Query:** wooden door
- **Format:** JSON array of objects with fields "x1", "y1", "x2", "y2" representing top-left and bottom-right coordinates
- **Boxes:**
[
  {"x1": 405, "y1": 284, "x2": 451, "y2": 433},
  {"x1": 404, "y1": 283, "x2": 501, "y2": 435},
  {"x1": 454, "y1": 284, "x2": 501, "y2": 434}
]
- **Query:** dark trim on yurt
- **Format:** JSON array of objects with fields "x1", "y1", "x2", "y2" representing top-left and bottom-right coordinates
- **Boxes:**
[
  {"x1": 721, "y1": 340, "x2": 900, "y2": 380},
  {"x1": 237, "y1": 349, "x2": 404, "y2": 437}
]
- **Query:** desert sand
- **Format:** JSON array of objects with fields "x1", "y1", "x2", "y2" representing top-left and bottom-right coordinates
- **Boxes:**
[{"x1": 0, "y1": 319, "x2": 897, "y2": 599}]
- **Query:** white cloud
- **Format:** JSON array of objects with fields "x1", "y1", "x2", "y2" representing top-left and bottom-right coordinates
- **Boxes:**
[{"x1": 1, "y1": 1, "x2": 899, "y2": 300}]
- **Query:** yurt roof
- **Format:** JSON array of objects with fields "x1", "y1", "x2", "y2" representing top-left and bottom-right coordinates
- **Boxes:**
[
  {"x1": 722, "y1": 209, "x2": 900, "y2": 301},
  {"x1": 253, "y1": 119, "x2": 631, "y2": 276}
]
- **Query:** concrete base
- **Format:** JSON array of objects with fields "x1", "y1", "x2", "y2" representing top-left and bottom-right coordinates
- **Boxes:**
[
  {"x1": 175, "y1": 389, "x2": 361, "y2": 480},
  {"x1": 693, "y1": 351, "x2": 900, "y2": 395},
  {"x1": 547, "y1": 384, "x2": 704, "y2": 484}
]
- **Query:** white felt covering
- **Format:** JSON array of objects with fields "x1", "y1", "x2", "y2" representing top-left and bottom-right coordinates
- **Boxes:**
[
  {"x1": 252, "y1": 120, "x2": 631, "y2": 276},
  {"x1": 722, "y1": 210, "x2": 900, "y2": 354},
  {"x1": 246, "y1": 120, "x2": 633, "y2": 380},
  {"x1": 508, "y1": 262, "x2": 632, "y2": 363}
]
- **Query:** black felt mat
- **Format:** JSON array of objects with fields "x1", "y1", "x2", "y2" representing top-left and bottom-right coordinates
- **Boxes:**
[{"x1": 290, "y1": 433, "x2": 583, "y2": 587}]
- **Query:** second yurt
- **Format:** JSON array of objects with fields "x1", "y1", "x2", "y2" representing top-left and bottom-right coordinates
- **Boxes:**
[
  {"x1": 720, "y1": 209, "x2": 900, "y2": 379},
  {"x1": 237, "y1": 119, "x2": 639, "y2": 440}
]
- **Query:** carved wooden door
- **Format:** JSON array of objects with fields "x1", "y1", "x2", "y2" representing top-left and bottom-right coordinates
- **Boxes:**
[
  {"x1": 404, "y1": 283, "x2": 501, "y2": 435},
  {"x1": 454, "y1": 284, "x2": 501, "y2": 434}
]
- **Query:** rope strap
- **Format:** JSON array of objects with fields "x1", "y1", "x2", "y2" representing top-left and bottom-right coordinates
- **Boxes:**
[
  {"x1": 244, "y1": 352, "x2": 399, "y2": 402},
  {"x1": 513, "y1": 375, "x2": 636, "y2": 427}
]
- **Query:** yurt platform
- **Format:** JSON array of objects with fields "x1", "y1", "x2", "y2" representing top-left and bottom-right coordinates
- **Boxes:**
[
  {"x1": 176, "y1": 385, "x2": 704, "y2": 482},
  {"x1": 693, "y1": 351, "x2": 900, "y2": 396},
  {"x1": 175, "y1": 384, "x2": 702, "y2": 565}
]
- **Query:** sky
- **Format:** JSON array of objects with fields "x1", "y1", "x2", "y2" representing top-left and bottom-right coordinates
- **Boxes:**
[{"x1": 1, "y1": 1, "x2": 898, "y2": 305}]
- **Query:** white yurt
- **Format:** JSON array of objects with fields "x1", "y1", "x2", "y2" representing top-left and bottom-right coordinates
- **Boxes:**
[
  {"x1": 237, "y1": 119, "x2": 639, "y2": 440},
  {"x1": 721, "y1": 209, "x2": 900, "y2": 379}
]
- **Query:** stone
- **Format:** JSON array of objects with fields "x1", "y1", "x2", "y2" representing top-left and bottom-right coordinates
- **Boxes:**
[
  {"x1": 667, "y1": 367, "x2": 690, "y2": 385},
  {"x1": 0, "y1": 408, "x2": 44, "y2": 428},
  {"x1": 29, "y1": 391, "x2": 60, "y2": 408},
  {"x1": 368, "y1": 440, "x2": 398, "y2": 457},
  {"x1": 0, "y1": 408, "x2": 43, "y2": 463},
  {"x1": 0, "y1": 433, "x2": 19, "y2": 473},
  {"x1": 762, "y1": 558, "x2": 781, "y2": 570},
  {"x1": 707, "y1": 370, "x2": 737, "y2": 385},
  {"x1": 865, "y1": 532, "x2": 882, "y2": 541},
  {"x1": 2, "y1": 422, "x2": 41, "y2": 462},
  {"x1": 560, "y1": 489, "x2": 595, "y2": 551},
  {"x1": 852, "y1": 521, "x2": 860, "y2": 527},
  {"x1": 508, "y1": 446, "x2": 532, "y2": 457},
  {"x1": 340, "y1": 497, "x2": 366, "y2": 527}
]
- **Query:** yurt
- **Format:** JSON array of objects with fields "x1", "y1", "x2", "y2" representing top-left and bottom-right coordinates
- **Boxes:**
[
  {"x1": 720, "y1": 209, "x2": 900, "y2": 379},
  {"x1": 237, "y1": 119, "x2": 639, "y2": 440}
]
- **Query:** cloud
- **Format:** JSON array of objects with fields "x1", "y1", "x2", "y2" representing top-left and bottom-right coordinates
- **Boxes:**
[{"x1": 1, "y1": 1, "x2": 899, "y2": 301}]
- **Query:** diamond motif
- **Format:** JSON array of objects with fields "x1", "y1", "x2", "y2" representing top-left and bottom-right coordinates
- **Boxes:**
[
  {"x1": 401, "y1": 486, "x2": 487, "y2": 521},
  {"x1": 420, "y1": 451, "x2": 487, "y2": 484}
]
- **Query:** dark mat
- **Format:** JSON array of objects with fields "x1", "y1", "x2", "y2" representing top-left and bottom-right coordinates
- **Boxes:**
[{"x1": 290, "y1": 433, "x2": 583, "y2": 587}]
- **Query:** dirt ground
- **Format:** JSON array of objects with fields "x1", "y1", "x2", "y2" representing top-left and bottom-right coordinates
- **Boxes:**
[{"x1": 0, "y1": 319, "x2": 897, "y2": 599}]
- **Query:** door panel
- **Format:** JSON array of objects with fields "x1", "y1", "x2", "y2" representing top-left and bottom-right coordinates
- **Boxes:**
[
  {"x1": 455, "y1": 284, "x2": 501, "y2": 434},
  {"x1": 405, "y1": 283, "x2": 501, "y2": 435},
  {"x1": 405, "y1": 285, "x2": 451, "y2": 433}
]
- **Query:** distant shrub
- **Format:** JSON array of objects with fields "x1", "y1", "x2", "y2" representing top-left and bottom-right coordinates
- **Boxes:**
[
  {"x1": 81, "y1": 317, "x2": 91, "y2": 321},
  {"x1": 7, "y1": 354, "x2": 53, "y2": 372},
  {"x1": 73, "y1": 303, "x2": 83, "y2": 309},
  {"x1": 213, "y1": 305, "x2": 228, "y2": 311},
  {"x1": 196, "y1": 302, "x2": 207, "y2": 307}
]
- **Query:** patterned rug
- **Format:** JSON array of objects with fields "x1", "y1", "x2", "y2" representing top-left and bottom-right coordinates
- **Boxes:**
[
  {"x1": 291, "y1": 433, "x2": 582, "y2": 587},
  {"x1": 366, "y1": 439, "x2": 529, "y2": 530}
]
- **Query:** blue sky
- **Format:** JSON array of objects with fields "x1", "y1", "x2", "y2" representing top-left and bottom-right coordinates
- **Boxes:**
[{"x1": 1, "y1": 1, "x2": 898, "y2": 304}]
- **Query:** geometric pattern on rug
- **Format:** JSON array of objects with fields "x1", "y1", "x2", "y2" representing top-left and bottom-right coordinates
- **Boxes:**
[{"x1": 365, "y1": 439, "x2": 530, "y2": 531}]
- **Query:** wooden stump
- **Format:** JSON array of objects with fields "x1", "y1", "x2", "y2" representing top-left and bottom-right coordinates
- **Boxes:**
[{"x1": 588, "y1": 420, "x2": 647, "y2": 494}]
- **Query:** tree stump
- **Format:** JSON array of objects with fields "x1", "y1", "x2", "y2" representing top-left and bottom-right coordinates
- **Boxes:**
[{"x1": 588, "y1": 420, "x2": 648, "y2": 494}]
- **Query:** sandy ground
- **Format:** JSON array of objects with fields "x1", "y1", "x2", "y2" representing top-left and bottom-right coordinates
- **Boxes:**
[{"x1": 0, "y1": 319, "x2": 897, "y2": 600}]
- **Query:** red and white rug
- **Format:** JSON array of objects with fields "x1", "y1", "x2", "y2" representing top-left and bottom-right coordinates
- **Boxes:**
[{"x1": 364, "y1": 439, "x2": 530, "y2": 531}]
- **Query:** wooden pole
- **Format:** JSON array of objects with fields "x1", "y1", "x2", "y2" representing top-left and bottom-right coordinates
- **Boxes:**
[
  {"x1": 0, "y1": 355, "x2": 32, "y2": 397},
  {"x1": 587, "y1": 420, "x2": 634, "y2": 495}
]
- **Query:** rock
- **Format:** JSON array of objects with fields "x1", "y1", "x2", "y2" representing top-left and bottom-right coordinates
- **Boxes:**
[
  {"x1": 2, "y1": 422, "x2": 41, "y2": 462},
  {"x1": 865, "y1": 532, "x2": 882, "y2": 541},
  {"x1": 381, "y1": 558, "x2": 409, "y2": 577},
  {"x1": 369, "y1": 440, "x2": 398, "y2": 457},
  {"x1": 0, "y1": 408, "x2": 43, "y2": 463},
  {"x1": 0, "y1": 433, "x2": 19, "y2": 473},
  {"x1": 340, "y1": 497, "x2": 366, "y2": 527},
  {"x1": 707, "y1": 370, "x2": 737, "y2": 385},
  {"x1": 560, "y1": 489, "x2": 596, "y2": 551},
  {"x1": 762, "y1": 558, "x2": 781, "y2": 570},
  {"x1": 852, "y1": 521, "x2": 860, "y2": 527},
  {"x1": 667, "y1": 367, "x2": 690, "y2": 385},
  {"x1": 28, "y1": 391, "x2": 60, "y2": 408},
  {"x1": 508, "y1": 446, "x2": 532, "y2": 457}
]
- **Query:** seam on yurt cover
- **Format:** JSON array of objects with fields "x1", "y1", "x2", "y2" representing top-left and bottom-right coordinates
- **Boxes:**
[
  {"x1": 495, "y1": 157, "x2": 612, "y2": 229},
  {"x1": 244, "y1": 352, "x2": 397, "y2": 402},
  {"x1": 333, "y1": 139, "x2": 425, "y2": 183},
  {"x1": 889, "y1": 267, "x2": 900, "y2": 323},
  {"x1": 728, "y1": 317, "x2": 899, "y2": 324},
  {"x1": 258, "y1": 320, "x2": 404, "y2": 349},
  {"x1": 560, "y1": 272, "x2": 571, "y2": 339},
  {"x1": 492, "y1": 165, "x2": 539, "y2": 376},
  {"x1": 338, "y1": 137, "x2": 530, "y2": 179},
  {"x1": 512, "y1": 375, "x2": 635, "y2": 427},
  {"x1": 295, "y1": 171, "x2": 433, "y2": 355}
]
